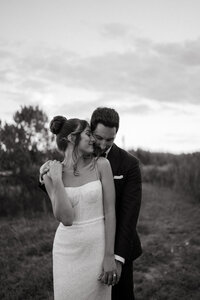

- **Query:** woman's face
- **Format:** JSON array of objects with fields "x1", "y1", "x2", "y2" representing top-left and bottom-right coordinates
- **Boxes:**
[{"x1": 78, "y1": 126, "x2": 95, "y2": 154}]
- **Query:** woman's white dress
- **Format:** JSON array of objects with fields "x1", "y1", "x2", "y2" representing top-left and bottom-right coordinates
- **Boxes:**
[{"x1": 53, "y1": 179, "x2": 111, "y2": 300}]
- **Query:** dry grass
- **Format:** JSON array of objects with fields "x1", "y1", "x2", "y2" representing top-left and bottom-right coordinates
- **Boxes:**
[
  {"x1": 0, "y1": 215, "x2": 57, "y2": 299},
  {"x1": 135, "y1": 184, "x2": 200, "y2": 299},
  {"x1": 0, "y1": 183, "x2": 200, "y2": 299}
]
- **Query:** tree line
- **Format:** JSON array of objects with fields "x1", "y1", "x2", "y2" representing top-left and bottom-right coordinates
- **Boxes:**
[
  {"x1": 0, "y1": 105, "x2": 199, "y2": 217},
  {"x1": 0, "y1": 106, "x2": 62, "y2": 216}
]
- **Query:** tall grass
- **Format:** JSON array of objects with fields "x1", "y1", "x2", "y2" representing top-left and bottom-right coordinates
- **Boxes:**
[
  {"x1": 135, "y1": 184, "x2": 200, "y2": 299},
  {"x1": 131, "y1": 149, "x2": 200, "y2": 202},
  {"x1": 1, "y1": 150, "x2": 200, "y2": 217},
  {"x1": 0, "y1": 215, "x2": 58, "y2": 299},
  {"x1": 174, "y1": 153, "x2": 200, "y2": 201},
  {"x1": 1, "y1": 184, "x2": 199, "y2": 299}
]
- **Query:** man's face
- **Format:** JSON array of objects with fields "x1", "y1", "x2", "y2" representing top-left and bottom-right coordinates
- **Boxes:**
[{"x1": 92, "y1": 123, "x2": 117, "y2": 155}]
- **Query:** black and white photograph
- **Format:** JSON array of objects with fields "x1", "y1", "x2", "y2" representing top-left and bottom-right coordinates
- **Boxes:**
[{"x1": 0, "y1": 1, "x2": 200, "y2": 299}]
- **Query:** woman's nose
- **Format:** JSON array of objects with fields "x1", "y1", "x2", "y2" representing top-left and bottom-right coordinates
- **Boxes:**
[{"x1": 90, "y1": 135, "x2": 95, "y2": 143}]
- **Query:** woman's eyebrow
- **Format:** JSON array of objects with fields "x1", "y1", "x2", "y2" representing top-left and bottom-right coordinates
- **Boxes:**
[{"x1": 85, "y1": 129, "x2": 91, "y2": 134}]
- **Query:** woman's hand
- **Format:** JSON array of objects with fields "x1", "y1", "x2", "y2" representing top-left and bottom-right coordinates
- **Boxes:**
[
  {"x1": 40, "y1": 160, "x2": 52, "y2": 179},
  {"x1": 47, "y1": 160, "x2": 63, "y2": 183},
  {"x1": 98, "y1": 255, "x2": 118, "y2": 286}
]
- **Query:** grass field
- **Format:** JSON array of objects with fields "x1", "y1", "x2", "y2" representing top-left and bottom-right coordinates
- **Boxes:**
[
  {"x1": 135, "y1": 184, "x2": 200, "y2": 299},
  {"x1": 0, "y1": 183, "x2": 200, "y2": 299}
]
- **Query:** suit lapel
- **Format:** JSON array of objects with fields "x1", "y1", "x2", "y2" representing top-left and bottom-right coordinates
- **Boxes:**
[{"x1": 107, "y1": 144, "x2": 121, "y2": 175}]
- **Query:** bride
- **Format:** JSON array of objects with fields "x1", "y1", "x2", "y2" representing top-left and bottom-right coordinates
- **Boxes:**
[{"x1": 42, "y1": 115, "x2": 117, "y2": 300}]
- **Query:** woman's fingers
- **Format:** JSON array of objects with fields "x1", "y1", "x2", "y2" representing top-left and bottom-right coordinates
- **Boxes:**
[
  {"x1": 103, "y1": 272, "x2": 108, "y2": 284},
  {"x1": 100, "y1": 270, "x2": 118, "y2": 286},
  {"x1": 98, "y1": 272, "x2": 104, "y2": 281},
  {"x1": 107, "y1": 272, "x2": 113, "y2": 286},
  {"x1": 40, "y1": 160, "x2": 52, "y2": 175}
]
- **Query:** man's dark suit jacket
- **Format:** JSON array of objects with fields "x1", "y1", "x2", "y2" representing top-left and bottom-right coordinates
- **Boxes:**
[{"x1": 107, "y1": 143, "x2": 142, "y2": 262}]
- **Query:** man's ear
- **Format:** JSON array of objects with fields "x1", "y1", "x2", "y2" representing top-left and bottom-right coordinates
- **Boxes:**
[{"x1": 67, "y1": 133, "x2": 76, "y2": 144}]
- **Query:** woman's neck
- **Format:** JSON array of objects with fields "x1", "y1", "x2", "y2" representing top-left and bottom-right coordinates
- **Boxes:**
[{"x1": 63, "y1": 146, "x2": 91, "y2": 170}]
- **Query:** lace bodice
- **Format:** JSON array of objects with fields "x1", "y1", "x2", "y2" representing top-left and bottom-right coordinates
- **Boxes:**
[{"x1": 64, "y1": 180, "x2": 104, "y2": 225}]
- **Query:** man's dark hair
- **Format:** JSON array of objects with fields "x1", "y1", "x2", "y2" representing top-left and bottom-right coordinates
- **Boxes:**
[{"x1": 90, "y1": 107, "x2": 120, "y2": 132}]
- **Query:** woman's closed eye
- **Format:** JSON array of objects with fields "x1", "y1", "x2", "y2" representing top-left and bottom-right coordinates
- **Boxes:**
[{"x1": 86, "y1": 130, "x2": 92, "y2": 137}]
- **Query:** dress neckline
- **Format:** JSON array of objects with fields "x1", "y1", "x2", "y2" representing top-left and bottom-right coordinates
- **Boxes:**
[{"x1": 64, "y1": 179, "x2": 100, "y2": 189}]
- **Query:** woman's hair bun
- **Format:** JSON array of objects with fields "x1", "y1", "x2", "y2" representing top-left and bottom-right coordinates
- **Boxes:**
[{"x1": 50, "y1": 116, "x2": 67, "y2": 134}]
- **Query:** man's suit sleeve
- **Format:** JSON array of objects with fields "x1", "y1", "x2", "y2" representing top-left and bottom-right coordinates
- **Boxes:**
[{"x1": 115, "y1": 159, "x2": 142, "y2": 260}]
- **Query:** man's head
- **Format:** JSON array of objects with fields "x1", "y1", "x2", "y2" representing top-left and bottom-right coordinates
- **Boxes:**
[{"x1": 90, "y1": 107, "x2": 120, "y2": 154}]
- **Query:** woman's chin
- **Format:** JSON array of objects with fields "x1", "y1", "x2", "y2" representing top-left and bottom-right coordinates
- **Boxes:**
[
  {"x1": 88, "y1": 149, "x2": 94, "y2": 154},
  {"x1": 83, "y1": 147, "x2": 94, "y2": 155}
]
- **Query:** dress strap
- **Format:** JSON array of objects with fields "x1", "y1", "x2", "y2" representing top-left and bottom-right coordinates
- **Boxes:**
[{"x1": 94, "y1": 159, "x2": 100, "y2": 180}]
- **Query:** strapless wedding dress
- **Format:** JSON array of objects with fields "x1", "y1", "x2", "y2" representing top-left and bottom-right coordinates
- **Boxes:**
[{"x1": 53, "y1": 180, "x2": 111, "y2": 300}]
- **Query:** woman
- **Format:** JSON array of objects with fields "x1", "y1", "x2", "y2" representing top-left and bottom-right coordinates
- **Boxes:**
[{"x1": 43, "y1": 116, "x2": 117, "y2": 300}]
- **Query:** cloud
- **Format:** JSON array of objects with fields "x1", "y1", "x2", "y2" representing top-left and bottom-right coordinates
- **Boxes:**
[
  {"x1": 1, "y1": 37, "x2": 200, "y2": 120},
  {"x1": 76, "y1": 37, "x2": 200, "y2": 105},
  {"x1": 0, "y1": 49, "x2": 15, "y2": 59},
  {"x1": 100, "y1": 23, "x2": 130, "y2": 39},
  {"x1": 52, "y1": 99, "x2": 100, "y2": 119}
]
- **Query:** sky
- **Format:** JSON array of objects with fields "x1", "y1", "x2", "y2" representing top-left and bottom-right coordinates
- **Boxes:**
[{"x1": 0, "y1": 0, "x2": 200, "y2": 153}]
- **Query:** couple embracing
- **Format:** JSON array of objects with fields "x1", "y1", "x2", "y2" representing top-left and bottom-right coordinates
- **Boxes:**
[{"x1": 39, "y1": 107, "x2": 142, "y2": 300}]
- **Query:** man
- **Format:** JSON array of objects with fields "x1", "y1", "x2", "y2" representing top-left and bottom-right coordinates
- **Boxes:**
[
  {"x1": 90, "y1": 107, "x2": 142, "y2": 300},
  {"x1": 40, "y1": 107, "x2": 142, "y2": 299}
]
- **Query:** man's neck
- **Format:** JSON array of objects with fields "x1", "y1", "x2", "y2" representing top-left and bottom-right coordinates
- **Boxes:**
[{"x1": 104, "y1": 145, "x2": 113, "y2": 158}]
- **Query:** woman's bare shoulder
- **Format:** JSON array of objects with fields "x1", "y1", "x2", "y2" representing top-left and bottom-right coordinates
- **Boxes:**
[{"x1": 96, "y1": 157, "x2": 110, "y2": 171}]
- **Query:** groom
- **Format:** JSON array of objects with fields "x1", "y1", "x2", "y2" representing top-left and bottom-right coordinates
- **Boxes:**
[{"x1": 90, "y1": 107, "x2": 142, "y2": 300}]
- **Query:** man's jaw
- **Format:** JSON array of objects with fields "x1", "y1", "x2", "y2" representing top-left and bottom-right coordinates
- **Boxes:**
[{"x1": 93, "y1": 145, "x2": 107, "y2": 157}]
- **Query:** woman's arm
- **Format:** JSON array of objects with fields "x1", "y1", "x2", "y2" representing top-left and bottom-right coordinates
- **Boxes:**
[
  {"x1": 97, "y1": 158, "x2": 117, "y2": 285},
  {"x1": 43, "y1": 161, "x2": 74, "y2": 226}
]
